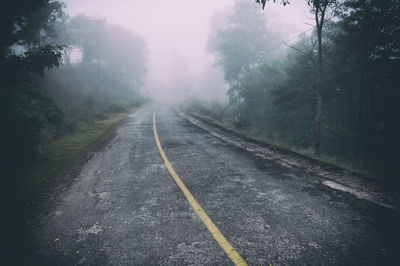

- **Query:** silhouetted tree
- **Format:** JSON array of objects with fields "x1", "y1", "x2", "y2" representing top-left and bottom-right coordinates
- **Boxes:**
[{"x1": 0, "y1": 0, "x2": 65, "y2": 170}]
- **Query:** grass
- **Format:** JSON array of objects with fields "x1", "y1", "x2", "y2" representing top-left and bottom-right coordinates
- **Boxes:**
[
  {"x1": 186, "y1": 110, "x2": 375, "y2": 178},
  {"x1": 1, "y1": 102, "x2": 142, "y2": 265},
  {"x1": 24, "y1": 111, "x2": 132, "y2": 194},
  {"x1": 3, "y1": 109, "x2": 134, "y2": 265}
]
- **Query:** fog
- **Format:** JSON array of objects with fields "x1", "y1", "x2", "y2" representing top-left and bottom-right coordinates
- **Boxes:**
[{"x1": 64, "y1": 0, "x2": 312, "y2": 102}]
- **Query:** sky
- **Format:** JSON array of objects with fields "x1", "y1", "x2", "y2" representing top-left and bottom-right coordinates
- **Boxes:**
[{"x1": 64, "y1": 0, "x2": 312, "y2": 101}]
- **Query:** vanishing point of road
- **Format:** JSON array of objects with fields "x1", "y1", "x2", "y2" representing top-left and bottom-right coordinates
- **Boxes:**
[{"x1": 32, "y1": 104, "x2": 400, "y2": 265}]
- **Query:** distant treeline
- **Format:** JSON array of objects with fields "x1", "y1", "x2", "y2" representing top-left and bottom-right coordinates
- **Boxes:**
[
  {"x1": 200, "y1": 0, "x2": 400, "y2": 180},
  {"x1": 0, "y1": 0, "x2": 148, "y2": 173}
]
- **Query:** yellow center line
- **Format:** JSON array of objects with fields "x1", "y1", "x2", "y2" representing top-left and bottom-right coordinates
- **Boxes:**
[{"x1": 153, "y1": 111, "x2": 247, "y2": 266}]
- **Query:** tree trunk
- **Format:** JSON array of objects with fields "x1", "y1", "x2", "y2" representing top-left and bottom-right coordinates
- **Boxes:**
[{"x1": 313, "y1": 9, "x2": 324, "y2": 156}]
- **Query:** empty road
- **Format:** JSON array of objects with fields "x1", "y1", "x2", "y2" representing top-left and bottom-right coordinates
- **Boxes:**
[{"x1": 31, "y1": 105, "x2": 400, "y2": 265}]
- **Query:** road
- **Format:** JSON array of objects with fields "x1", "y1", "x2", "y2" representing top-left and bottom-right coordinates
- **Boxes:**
[{"x1": 31, "y1": 105, "x2": 400, "y2": 265}]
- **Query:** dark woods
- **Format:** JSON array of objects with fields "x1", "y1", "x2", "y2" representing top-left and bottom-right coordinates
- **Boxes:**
[{"x1": 204, "y1": 0, "x2": 400, "y2": 181}]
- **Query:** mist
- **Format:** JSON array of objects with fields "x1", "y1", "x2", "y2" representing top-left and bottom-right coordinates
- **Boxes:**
[
  {"x1": 3, "y1": 0, "x2": 400, "y2": 264},
  {"x1": 64, "y1": 0, "x2": 312, "y2": 102}
]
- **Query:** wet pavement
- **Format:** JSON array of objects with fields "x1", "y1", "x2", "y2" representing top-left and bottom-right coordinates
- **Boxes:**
[{"x1": 31, "y1": 105, "x2": 400, "y2": 265}]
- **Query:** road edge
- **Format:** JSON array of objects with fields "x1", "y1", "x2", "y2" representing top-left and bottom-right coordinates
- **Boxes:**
[
  {"x1": 177, "y1": 109, "x2": 399, "y2": 212},
  {"x1": 15, "y1": 108, "x2": 140, "y2": 265}
]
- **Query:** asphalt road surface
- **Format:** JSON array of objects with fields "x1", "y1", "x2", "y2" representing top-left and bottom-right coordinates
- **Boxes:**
[{"x1": 31, "y1": 104, "x2": 400, "y2": 265}]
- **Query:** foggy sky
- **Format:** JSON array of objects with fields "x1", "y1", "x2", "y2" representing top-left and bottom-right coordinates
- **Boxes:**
[{"x1": 64, "y1": 0, "x2": 312, "y2": 101}]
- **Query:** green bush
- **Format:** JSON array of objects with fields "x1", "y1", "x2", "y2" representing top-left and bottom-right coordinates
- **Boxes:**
[{"x1": 0, "y1": 84, "x2": 63, "y2": 170}]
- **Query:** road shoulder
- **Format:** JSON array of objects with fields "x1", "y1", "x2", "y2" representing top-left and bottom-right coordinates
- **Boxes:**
[
  {"x1": 178, "y1": 109, "x2": 400, "y2": 211},
  {"x1": 4, "y1": 109, "x2": 138, "y2": 265}
]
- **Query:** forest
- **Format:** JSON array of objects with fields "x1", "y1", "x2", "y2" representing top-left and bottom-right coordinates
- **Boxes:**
[
  {"x1": 0, "y1": 0, "x2": 398, "y2": 191},
  {"x1": 185, "y1": 0, "x2": 400, "y2": 182},
  {"x1": 1, "y1": 0, "x2": 148, "y2": 176}
]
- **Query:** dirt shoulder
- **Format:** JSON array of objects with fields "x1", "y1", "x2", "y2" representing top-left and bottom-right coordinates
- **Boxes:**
[
  {"x1": 2, "y1": 108, "x2": 139, "y2": 265},
  {"x1": 178, "y1": 109, "x2": 400, "y2": 212}
]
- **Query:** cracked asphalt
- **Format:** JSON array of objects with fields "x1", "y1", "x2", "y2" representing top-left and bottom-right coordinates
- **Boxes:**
[{"x1": 31, "y1": 104, "x2": 400, "y2": 265}]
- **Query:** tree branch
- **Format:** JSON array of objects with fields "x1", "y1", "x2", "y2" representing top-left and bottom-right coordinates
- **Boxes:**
[{"x1": 282, "y1": 40, "x2": 316, "y2": 66}]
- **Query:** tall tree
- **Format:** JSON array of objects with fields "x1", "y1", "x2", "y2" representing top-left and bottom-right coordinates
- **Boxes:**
[
  {"x1": 209, "y1": 0, "x2": 281, "y2": 104},
  {"x1": 0, "y1": 0, "x2": 65, "y2": 170},
  {"x1": 68, "y1": 14, "x2": 148, "y2": 94},
  {"x1": 1, "y1": 2, "x2": 66, "y2": 263},
  {"x1": 210, "y1": 0, "x2": 271, "y2": 84},
  {"x1": 327, "y1": 0, "x2": 400, "y2": 175},
  {"x1": 256, "y1": 0, "x2": 336, "y2": 156}
]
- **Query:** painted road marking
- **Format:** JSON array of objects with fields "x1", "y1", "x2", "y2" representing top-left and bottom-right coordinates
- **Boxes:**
[{"x1": 153, "y1": 111, "x2": 247, "y2": 266}]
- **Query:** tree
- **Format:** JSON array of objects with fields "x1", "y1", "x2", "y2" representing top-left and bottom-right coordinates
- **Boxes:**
[
  {"x1": 1, "y1": 0, "x2": 65, "y2": 87},
  {"x1": 256, "y1": 0, "x2": 336, "y2": 156},
  {"x1": 209, "y1": 0, "x2": 282, "y2": 112},
  {"x1": 37, "y1": 13, "x2": 148, "y2": 121},
  {"x1": 327, "y1": 0, "x2": 400, "y2": 176},
  {"x1": 1, "y1": 2, "x2": 66, "y2": 262},
  {"x1": 0, "y1": 0, "x2": 65, "y2": 170},
  {"x1": 270, "y1": 35, "x2": 318, "y2": 147},
  {"x1": 209, "y1": 0, "x2": 277, "y2": 86},
  {"x1": 68, "y1": 14, "x2": 148, "y2": 95}
]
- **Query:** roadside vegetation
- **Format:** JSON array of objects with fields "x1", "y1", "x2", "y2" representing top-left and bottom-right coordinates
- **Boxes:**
[
  {"x1": 182, "y1": 99, "x2": 368, "y2": 177},
  {"x1": 1, "y1": 1, "x2": 147, "y2": 180},
  {"x1": 1, "y1": 1, "x2": 147, "y2": 262},
  {"x1": 184, "y1": 0, "x2": 400, "y2": 185},
  {"x1": 24, "y1": 111, "x2": 133, "y2": 195}
]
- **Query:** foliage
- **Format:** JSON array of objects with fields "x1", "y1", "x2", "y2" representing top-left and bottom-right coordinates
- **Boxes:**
[
  {"x1": 256, "y1": 0, "x2": 290, "y2": 8},
  {"x1": 37, "y1": 14, "x2": 148, "y2": 135},
  {"x1": 0, "y1": 2, "x2": 148, "y2": 174},
  {"x1": 0, "y1": 0, "x2": 66, "y2": 172},
  {"x1": 0, "y1": 83, "x2": 63, "y2": 169},
  {"x1": 209, "y1": 0, "x2": 281, "y2": 86},
  {"x1": 68, "y1": 14, "x2": 148, "y2": 90},
  {"x1": 1, "y1": 1, "x2": 65, "y2": 85},
  {"x1": 256, "y1": 0, "x2": 338, "y2": 156},
  {"x1": 326, "y1": 0, "x2": 400, "y2": 175},
  {"x1": 205, "y1": 0, "x2": 400, "y2": 180}
]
